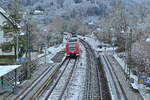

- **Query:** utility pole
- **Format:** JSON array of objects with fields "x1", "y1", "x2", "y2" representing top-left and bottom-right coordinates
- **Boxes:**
[
  {"x1": 28, "y1": 21, "x2": 31, "y2": 79},
  {"x1": 43, "y1": 29, "x2": 48, "y2": 65},
  {"x1": 125, "y1": 27, "x2": 132, "y2": 79},
  {"x1": 44, "y1": 45, "x2": 47, "y2": 64},
  {"x1": 25, "y1": 18, "x2": 31, "y2": 79},
  {"x1": 128, "y1": 28, "x2": 132, "y2": 79}
]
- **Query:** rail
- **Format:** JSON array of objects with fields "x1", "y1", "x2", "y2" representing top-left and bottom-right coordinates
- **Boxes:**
[
  {"x1": 80, "y1": 39, "x2": 103, "y2": 100},
  {"x1": 15, "y1": 53, "x2": 53, "y2": 83},
  {"x1": 102, "y1": 55, "x2": 128, "y2": 100},
  {"x1": 13, "y1": 57, "x2": 67, "y2": 100},
  {"x1": 43, "y1": 58, "x2": 78, "y2": 100}
]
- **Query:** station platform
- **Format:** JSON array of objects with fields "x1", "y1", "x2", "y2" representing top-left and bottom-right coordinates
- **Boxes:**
[{"x1": 0, "y1": 65, "x2": 21, "y2": 93}]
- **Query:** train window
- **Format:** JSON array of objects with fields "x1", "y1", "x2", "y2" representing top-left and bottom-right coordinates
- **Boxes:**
[
  {"x1": 68, "y1": 43, "x2": 76, "y2": 51},
  {"x1": 69, "y1": 38, "x2": 77, "y2": 42},
  {"x1": 72, "y1": 34, "x2": 77, "y2": 37},
  {"x1": 68, "y1": 43, "x2": 76, "y2": 47}
]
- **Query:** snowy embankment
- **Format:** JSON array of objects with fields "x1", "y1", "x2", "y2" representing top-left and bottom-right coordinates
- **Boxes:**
[
  {"x1": 113, "y1": 54, "x2": 138, "y2": 88},
  {"x1": 79, "y1": 35, "x2": 117, "y2": 51},
  {"x1": 38, "y1": 44, "x2": 65, "y2": 63},
  {"x1": 79, "y1": 35, "x2": 100, "y2": 57},
  {"x1": 113, "y1": 54, "x2": 150, "y2": 100},
  {"x1": 79, "y1": 35, "x2": 100, "y2": 49},
  {"x1": 80, "y1": 34, "x2": 150, "y2": 100}
]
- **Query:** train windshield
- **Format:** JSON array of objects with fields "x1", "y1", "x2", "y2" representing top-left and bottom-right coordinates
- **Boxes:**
[
  {"x1": 68, "y1": 43, "x2": 76, "y2": 51},
  {"x1": 69, "y1": 38, "x2": 77, "y2": 42},
  {"x1": 72, "y1": 34, "x2": 77, "y2": 38},
  {"x1": 69, "y1": 43, "x2": 76, "y2": 47}
]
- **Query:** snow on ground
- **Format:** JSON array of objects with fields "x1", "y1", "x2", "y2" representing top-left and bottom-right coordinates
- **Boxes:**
[
  {"x1": 61, "y1": 43, "x2": 87, "y2": 100},
  {"x1": 80, "y1": 34, "x2": 149, "y2": 100},
  {"x1": 113, "y1": 53, "x2": 150, "y2": 100},
  {"x1": 41, "y1": 42, "x2": 87, "y2": 100},
  {"x1": 113, "y1": 53, "x2": 139, "y2": 90},
  {"x1": 79, "y1": 35, "x2": 114, "y2": 50},
  {"x1": 38, "y1": 43, "x2": 65, "y2": 64},
  {"x1": 46, "y1": 59, "x2": 76, "y2": 100},
  {"x1": 79, "y1": 35, "x2": 117, "y2": 56},
  {"x1": 79, "y1": 35, "x2": 100, "y2": 50}
]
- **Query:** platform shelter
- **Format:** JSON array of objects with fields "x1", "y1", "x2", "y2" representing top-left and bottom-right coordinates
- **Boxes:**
[{"x1": 0, "y1": 65, "x2": 21, "y2": 93}]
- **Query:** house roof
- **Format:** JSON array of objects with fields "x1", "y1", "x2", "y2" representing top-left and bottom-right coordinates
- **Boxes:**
[
  {"x1": 0, "y1": 7, "x2": 7, "y2": 25},
  {"x1": 0, "y1": 7, "x2": 6, "y2": 14},
  {"x1": 146, "y1": 38, "x2": 150, "y2": 42}
]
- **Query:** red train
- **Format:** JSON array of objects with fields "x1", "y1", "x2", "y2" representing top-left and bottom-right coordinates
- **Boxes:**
[{"x1": 66, "y1": 36, "x2": 80, "y2": 57}]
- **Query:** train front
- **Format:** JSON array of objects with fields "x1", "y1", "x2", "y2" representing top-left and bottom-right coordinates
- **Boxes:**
[{"x1": 66, "y1": 38, "x2": 80, "y2": 57}]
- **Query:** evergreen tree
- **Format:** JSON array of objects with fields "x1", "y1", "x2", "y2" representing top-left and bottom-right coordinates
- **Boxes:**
[{"x1": 0, "y1": 0, "x2": 23, "y2": 58}]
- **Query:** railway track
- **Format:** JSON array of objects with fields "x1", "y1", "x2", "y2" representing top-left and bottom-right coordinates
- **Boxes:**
[
  {"x1": 13, "y1": 57, "x2": 68, "y2": 100},
  {"x1": 2, "y1": 53, "x2": 64, "y2": 99},
  {"x1": 17, "y1": 53, "x2": 55, "y2": 83},
  {"x1": 80, "y1": 39, "x2": 103, "y2": 100},
  {"x1": 11, "y1": 39, "x2": 121, "y2": 100},
  {"x1": 42, "y1": 58, "x2": 79, "y2": 100},
  {"x1": 102, "y1": 55, "x2": 128, "y2": 100}
]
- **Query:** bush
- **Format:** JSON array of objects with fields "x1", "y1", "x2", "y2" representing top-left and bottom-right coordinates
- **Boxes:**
[
  {"x1": 116, "y1": 47, "x2": 125, "y2": 52},
  {"x1": 1, "y1": 42, "x2": 13, "y2": 52}
]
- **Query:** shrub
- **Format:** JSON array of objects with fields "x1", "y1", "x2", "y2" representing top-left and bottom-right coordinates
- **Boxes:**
[{"x1": 1, "y1": 42, "x2": 13, "y2": 52}]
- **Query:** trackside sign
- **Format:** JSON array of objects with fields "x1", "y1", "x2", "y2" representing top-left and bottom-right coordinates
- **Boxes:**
[{"x1": 138, "y1": 77, "x2": 150, "y2": 84}]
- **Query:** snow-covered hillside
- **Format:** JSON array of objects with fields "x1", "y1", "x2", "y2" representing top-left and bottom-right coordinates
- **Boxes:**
[{"x1": 0, "y1": 0, "x2": 149, "y2": 24}]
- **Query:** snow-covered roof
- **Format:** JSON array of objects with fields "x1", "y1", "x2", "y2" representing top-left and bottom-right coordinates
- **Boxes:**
[
  {"x1": 146, "y1": 38, "x2": 150, "y2": 42},
  {"x1": 33, "y1": 10, "x2": 44, "y2": 15},
  {"x1": 0, "y1": 7, "x2": 6, "y2": 14},
  {"x1": 96, "y1": 28, "x2": 101, "y2": 31},
  {"x1": 88, "y1": 20, "x2": 95, "y2": 25},
  {"x1": 20, "y1": 32, "x2": 25, "y2": 35},
  {"x1": 0, "y1": 65, "x2": 21, "y2": 77},
  {"x1": 0, "y1": 7, "x2": 8, "y2": 26}
]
